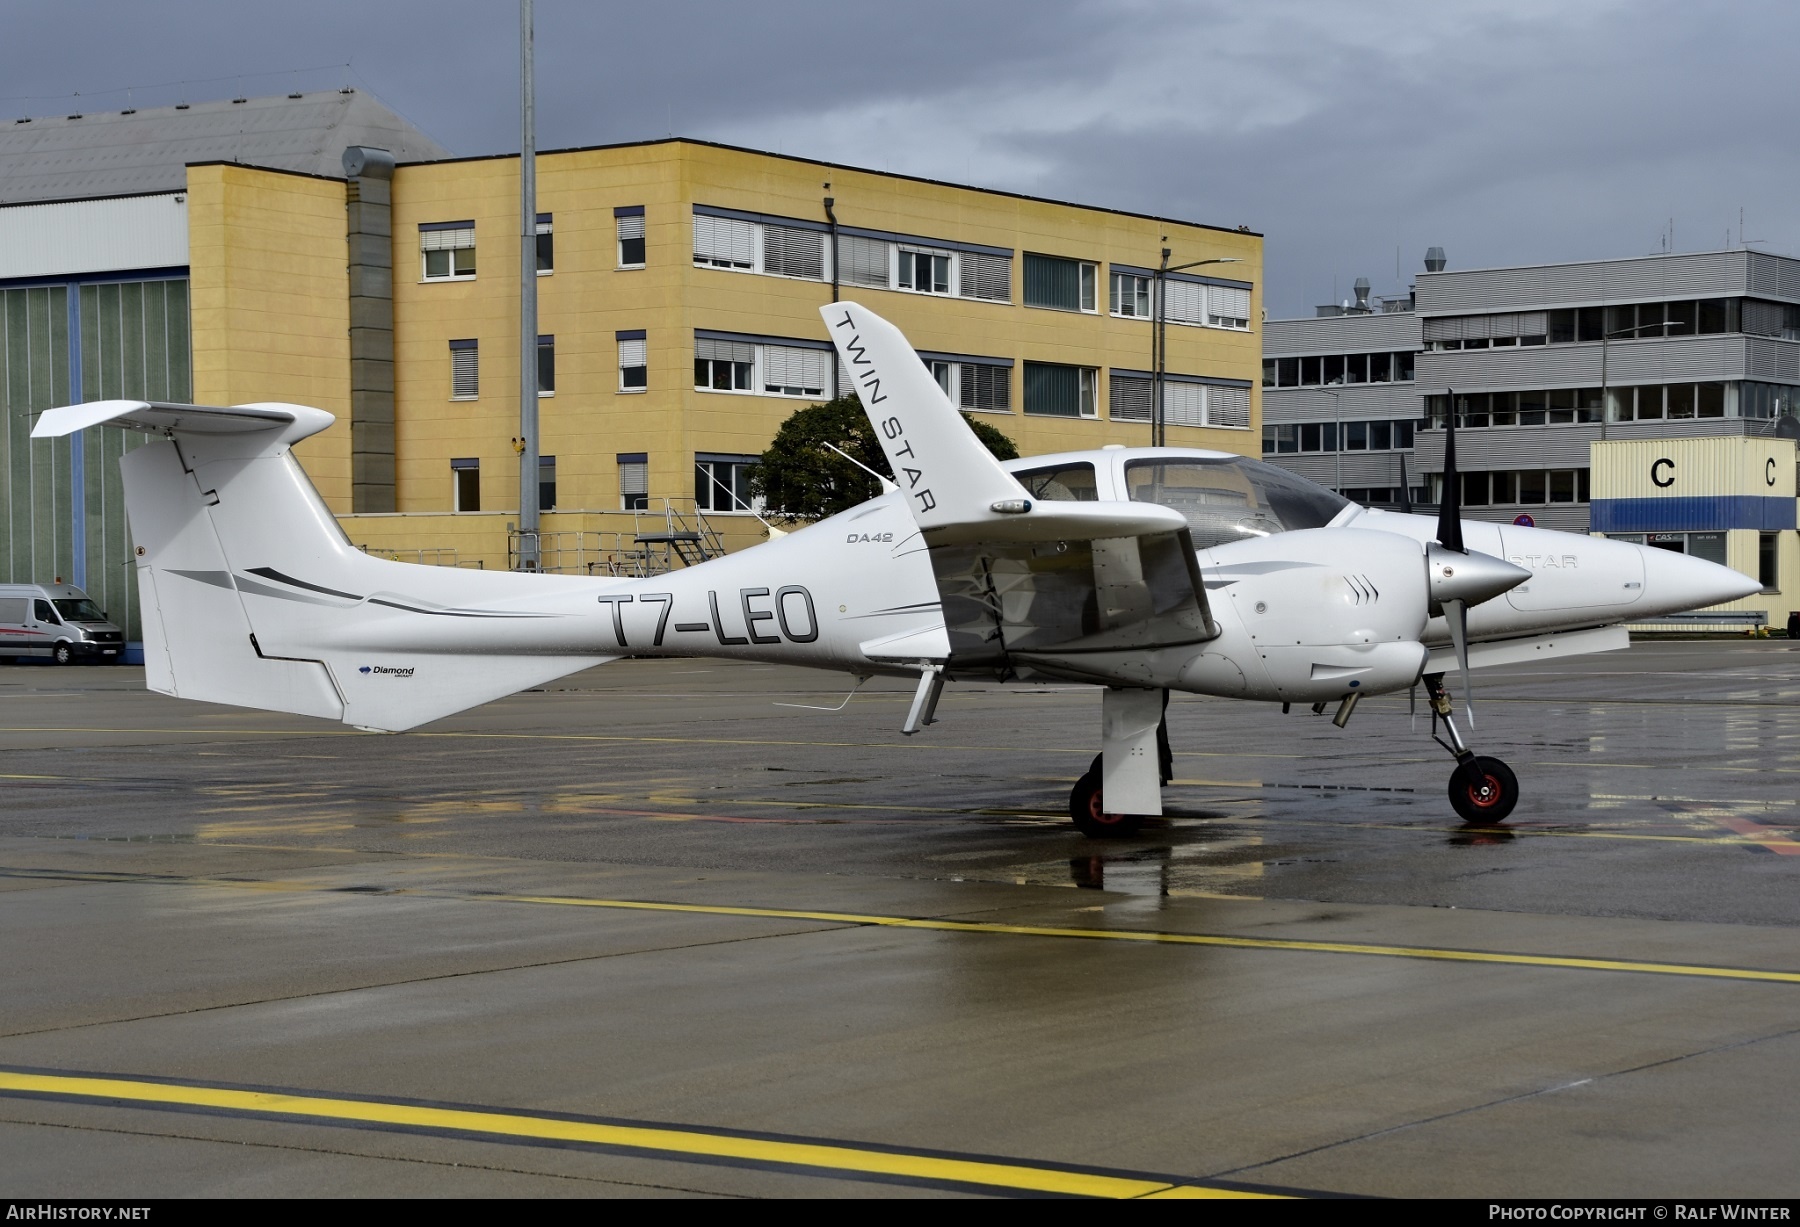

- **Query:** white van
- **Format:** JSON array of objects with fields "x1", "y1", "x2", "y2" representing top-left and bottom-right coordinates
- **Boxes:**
[{"x1": 0, "y1": 583, "x2": 126, "y2": 664}]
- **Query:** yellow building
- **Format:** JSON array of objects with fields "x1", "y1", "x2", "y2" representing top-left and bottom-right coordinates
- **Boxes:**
[{"x1": 186, "y1": 139, "x2": 1264, "y2": 571}]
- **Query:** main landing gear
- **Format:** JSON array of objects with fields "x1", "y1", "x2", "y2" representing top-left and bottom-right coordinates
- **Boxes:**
[
  {"x1": 1423, "y1": 672, "x2": 1519, "y2": 823},
  {"x1": 1069, "y1": 688, "x2": 1173, "y2": 839}
]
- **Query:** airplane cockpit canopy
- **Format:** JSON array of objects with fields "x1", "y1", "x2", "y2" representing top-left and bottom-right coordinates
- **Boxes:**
[
  {"x1": 1123, "y1": 458, "x2": 1349, "y2": 550},
  {"x1": 1010, "y1": 454, "x2": 1350, "y2": 552}
]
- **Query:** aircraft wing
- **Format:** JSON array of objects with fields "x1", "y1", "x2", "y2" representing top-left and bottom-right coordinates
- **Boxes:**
[{"x1": 820, "y1": 302, "x2": 1217, "y2": 675}]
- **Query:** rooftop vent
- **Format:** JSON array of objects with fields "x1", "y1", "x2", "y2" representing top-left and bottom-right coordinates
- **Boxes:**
[
  {"x1": 1424, "y1": 246, "x2": 1447, "y2": 273},
  {"x1": 175, "y1": 103, "x2": 189, "y2": 110},
  {"x1": 120, "y1": 108, "x2": 135, "y2": 115},
  {"x1": 66, "y1": 113, "x2": 82, "y2": 120},
  {"x1": 1351, "y1": 277, "x2": 1372, "y2": 313}
]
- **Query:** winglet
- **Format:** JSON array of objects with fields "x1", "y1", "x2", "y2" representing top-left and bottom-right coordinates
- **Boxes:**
[{"x1": 821, "y1": 302, "x2": 1026, "y2": 531}]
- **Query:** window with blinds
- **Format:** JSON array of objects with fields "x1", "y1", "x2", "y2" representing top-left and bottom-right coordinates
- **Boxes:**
[
  {"x1": 694, "y1": 337, "x2": 755, "y2": 391},
  {"x1": 960, "y1": 364, "x2": 1011, "y2": 412},
  {"x1": 1208, "y1": 385, "x2": 1250, "y2": 429},
  {"x1": 1025, "y1": 361, "x2": 1096, "y2": 417},
  {"x1": 1162, "y1": 280, "x2": 1206, "y2": 326},
  {"x1": 617, "y1": 210, "x2": 646, "y2": 267},
  {"x1": 763, "y1": 224, "x2": 825, "y2": 280},
  {"x1": 694, "y1": 215, "x2": 757, "y2": 269},
  {"x1": 1163, "y1": 382, "x2": 1206, "y2": 428},
  {"x1": 618, "y1": 334, "x2": 647, "y2": 391},
  {"x1": 1110, "y1": 374, "x2": 1152, "y2": 421},
  {"x1": 838, "y1": 234, "x2": 891, "y2": 289},
  {"x1": 1024, "y1": 255, "x2": 1096, "y2": 312},
  {"x1": 1206, "y1": 284, "x2": 1251, "y2": 329},
  {"x1": 421, "y1": 225, "x2": 476, "y2": 280},
  {"x1": 450, "y1": 341, "x2": 478, "y2": 399},
  {"x1": 959, "y1": 251, "x2": 1012, "y2": 302},
  {"x1": 762, "y1": 345, "x2": 830, "y2": 396},
  {"x1": 618, "y1": 454, "x2": 649, "y2": 510},
  {"x1": 898, "y1": 249, "x2": 952, "y2": 294}
]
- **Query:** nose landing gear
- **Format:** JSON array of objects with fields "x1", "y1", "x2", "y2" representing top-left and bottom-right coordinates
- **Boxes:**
[{"x1": 1424, "y1": 672, "x2": 1518, "y2": 823}]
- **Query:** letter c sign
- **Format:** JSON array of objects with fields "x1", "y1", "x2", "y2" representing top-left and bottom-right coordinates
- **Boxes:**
[
  {"x1": 1768, "y1": 457, "x2": 1778, "y2": 487},
  {"x1": 1651, "y1": 457, "x2": 1675, "y2": 488}
]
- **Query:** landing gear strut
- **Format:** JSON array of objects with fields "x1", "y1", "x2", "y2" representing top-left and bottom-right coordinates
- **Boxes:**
[
  {"x1": 1068, "y1": 688, "x2": 1168, "y2": 839},
  {"x1": 1424, "y1": 672, "x2": 1518, "y2": 823}
]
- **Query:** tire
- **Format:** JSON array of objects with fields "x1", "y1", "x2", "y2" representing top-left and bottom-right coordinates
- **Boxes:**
[
  {"x1": 1069, "y1": 771, "x2": 1144, "y2": 838},
  {"x1": 51, "y1": 642, "x2": 73, "y2": 666},
  {"x1": 1449, "y1": 756, "x2": 1519, "y2": 823}
]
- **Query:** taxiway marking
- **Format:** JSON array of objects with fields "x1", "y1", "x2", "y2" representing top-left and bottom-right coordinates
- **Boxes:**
[
  {"x1": 7, "y1": 866, "x2": 1800, "y2": 986},
  {"x1": 0, "y1": 1067, "x2": 1291, "y2": 1199}
]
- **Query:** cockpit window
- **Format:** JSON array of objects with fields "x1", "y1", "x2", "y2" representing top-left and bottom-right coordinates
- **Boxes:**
[
  {"x1": 1014, "y1": 462, "x2": 1099, "y2": 502},
  {"x1": 1125, "y1": 458, "x2": 1349, "y2": 549}
]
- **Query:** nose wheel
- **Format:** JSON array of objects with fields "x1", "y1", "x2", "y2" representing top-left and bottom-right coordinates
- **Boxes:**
[
  {"x1": 1424, "y1": 672, "x2": 1519, "y2": 824},
  {"x1": 1448, "y1": 755, "x2": 1518, "y2": 823}
]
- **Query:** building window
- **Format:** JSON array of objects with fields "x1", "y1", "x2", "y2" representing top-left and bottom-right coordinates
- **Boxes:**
[
  {"x1": 618, "y1": 331, "x2": 647, "y2": 391},
  {"x1": 421, "y1": 222, "x2": 476, "y2": 280},
  {"x1": 535, "y1": 214, "x2": 553, "y2": 274},
  {"x1": 761, "y1": 344, "x2": 830, "y2": 397},
  {"x1": 838, "y1": 234, "x2": 890, "y2": 289},
  {"x1": 762, "y1": 223, "x2": 825, "y2": 280},
  {"x1": 618, "y1": 453, "x2": 649, "y2": 511},
  {"x1": 450, "y1": 340, "x2": 478, "y2": 399},
  {"x1": 1111, "y1": 374, "x2": 1153, "y2": 421},
  {"x1": 1024, "y1": 254, "x2": 1097, "y2": 312},
  {"x1": 537, "y1": 335, "x2": 555, "y2": 396},
  {"x1": 1429, "y1": 469, "x2": 1590, "y2": 507},
  {"x1": 538, "y1": 456, "x2": 556, "y2": 511},
  {"x1": 451, "y1": 458, "x2": 480, "y2": 512},
  {"x1": 929, "y1": 360, "x2": 954, "y2": 398},
  {"x1": 958, "y1": 363, "x2": 1011, "y2": 412},
  {"x1": 695, "y1": 337, "x2": 754, "y2": 392},
  {"x1": 695, "y1": 454, "x2": 762, "y2": 514},
  {"x1": 1024, "y1": 361, "x2": 1097, "y2": 418},
  {"x1": 1206, "y1": 284, "x2": 1252, "y2": 329},
  {"x1": 694, "y1": 214, "x2": 757, "y2": 269},
  {"x1": 1111, "y1": 272, "x2": 1152, "y2": 319},
  {"x1": 959, "y1": 251, "x2": 1012, "y2": 302},
  {"x1": 1761, "y1": 533, "x2": 1780, "y2": 592},
  {"x1": 616, "y1": 207, "x2": 645, "y2": 268},
  {"x1": 898, "y1": 248, "x2": 953, "y2": 295}
]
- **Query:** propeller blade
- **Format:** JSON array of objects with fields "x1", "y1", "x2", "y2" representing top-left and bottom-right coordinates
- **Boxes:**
[
  {"x1": 1399, "y1": 453, "x2": 1413, "y2": 516},
  {"x1": 1409, "y1": 683, "x2": 1417, "y2": 733},
  {"x1": 1445, "y1": 596, "x2": 1474, "y2": 726},
  {"x1": 1435, "y1": 390, "x2": 1465, "y2": 554}
]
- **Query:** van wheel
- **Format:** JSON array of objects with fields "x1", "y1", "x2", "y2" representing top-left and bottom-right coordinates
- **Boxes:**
[{"x1": 52, "y1": 642, "x2": 73, "y2": 665}]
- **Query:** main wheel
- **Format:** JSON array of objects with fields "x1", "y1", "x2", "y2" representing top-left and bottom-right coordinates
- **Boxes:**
[
  {"x1": 1449, "y1": 756, "x2": 1518, "y2": 823},
  {"x1": 51, "y1": 642, "x2": 73, "y2": 666},
  {"x1": 1069, "y1": 771, "x2": 1144, "y2": 838}
]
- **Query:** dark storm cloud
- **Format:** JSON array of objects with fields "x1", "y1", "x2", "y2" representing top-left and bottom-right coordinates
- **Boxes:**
[{"x1": 8, "y1": 1, "x2": 1795, "y2": 315}]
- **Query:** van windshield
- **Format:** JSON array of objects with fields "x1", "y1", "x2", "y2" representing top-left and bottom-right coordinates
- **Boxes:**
[
  {"x1": 53, "y1": 599, "x2": 106, "y2": 622},
  {"x1": 1124, "y1": 458, "x2": 1349, "y2": 550}
]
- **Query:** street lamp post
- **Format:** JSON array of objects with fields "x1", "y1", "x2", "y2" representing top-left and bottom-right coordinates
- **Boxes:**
[{"x1": 1153, "y1": 251, "x2": 1240, "y2": 447}]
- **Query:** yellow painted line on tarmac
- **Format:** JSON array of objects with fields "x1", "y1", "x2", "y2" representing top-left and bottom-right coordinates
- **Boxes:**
[
  {"x1": 9, "y1": 866, "x2": 1799, "y2": 986},
  {"x1": 470, "y1": 894, "x2": 1800, "y2": 985},
  {"x1": 0, "y1": 1068, "x2": 1282, "y2": 1198}
]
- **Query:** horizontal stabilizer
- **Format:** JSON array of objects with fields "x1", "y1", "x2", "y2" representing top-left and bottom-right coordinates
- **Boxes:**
[{"x1": 33, "y1": 399, "x2": 335, "y2": 447}]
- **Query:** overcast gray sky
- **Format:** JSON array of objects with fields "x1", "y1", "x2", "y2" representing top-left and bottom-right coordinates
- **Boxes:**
[{"x1": 7, "y1": 1, "x2": 1794, "y2": 317}]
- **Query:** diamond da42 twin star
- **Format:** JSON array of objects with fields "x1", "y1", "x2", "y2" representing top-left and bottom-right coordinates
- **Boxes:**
[{"x1": 33, "y1": 302, "x2": 1759, "y2": 835}]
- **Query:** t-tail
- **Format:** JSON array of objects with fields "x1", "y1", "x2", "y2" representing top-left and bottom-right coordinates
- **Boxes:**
[{"x1": 32, "y1": 400, "x2": 623, "y2": 732}]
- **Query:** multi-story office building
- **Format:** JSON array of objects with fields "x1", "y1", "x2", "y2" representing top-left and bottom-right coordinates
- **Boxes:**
[{"x1": 1263, "y1": 249, "x2": 1800, "y2": 624}]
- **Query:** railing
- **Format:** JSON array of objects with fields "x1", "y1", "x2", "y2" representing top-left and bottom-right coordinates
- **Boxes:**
[
  {"x1": 357, "y1": 545, "x2": 483, "y2": 569},
  {"x1": 507, "y1": 503, "x2": 729, "y2": 576}
]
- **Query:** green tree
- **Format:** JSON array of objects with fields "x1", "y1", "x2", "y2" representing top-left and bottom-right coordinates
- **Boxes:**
[{"x1": 752, "y1": 394, "x2": 1019, "y2": 523}]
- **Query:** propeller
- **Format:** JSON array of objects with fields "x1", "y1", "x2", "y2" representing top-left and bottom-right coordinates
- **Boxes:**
[{"x1": 1433, "y1": 392, "x2": 1475, "y2": 722}]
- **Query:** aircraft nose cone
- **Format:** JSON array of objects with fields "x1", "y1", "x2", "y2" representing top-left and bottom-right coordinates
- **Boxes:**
[
  {"x1": 1427, "y1": 542, "x2": 1531, "y2": 607},
  {"x1": 1636, "y1": 545, "x2": 1763, "y2": 616}
]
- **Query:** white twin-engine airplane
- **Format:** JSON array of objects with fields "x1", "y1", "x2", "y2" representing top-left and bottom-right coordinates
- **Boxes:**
[{"x1": 34, "y1": 302, "x2": 1758, "y2": 836}]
